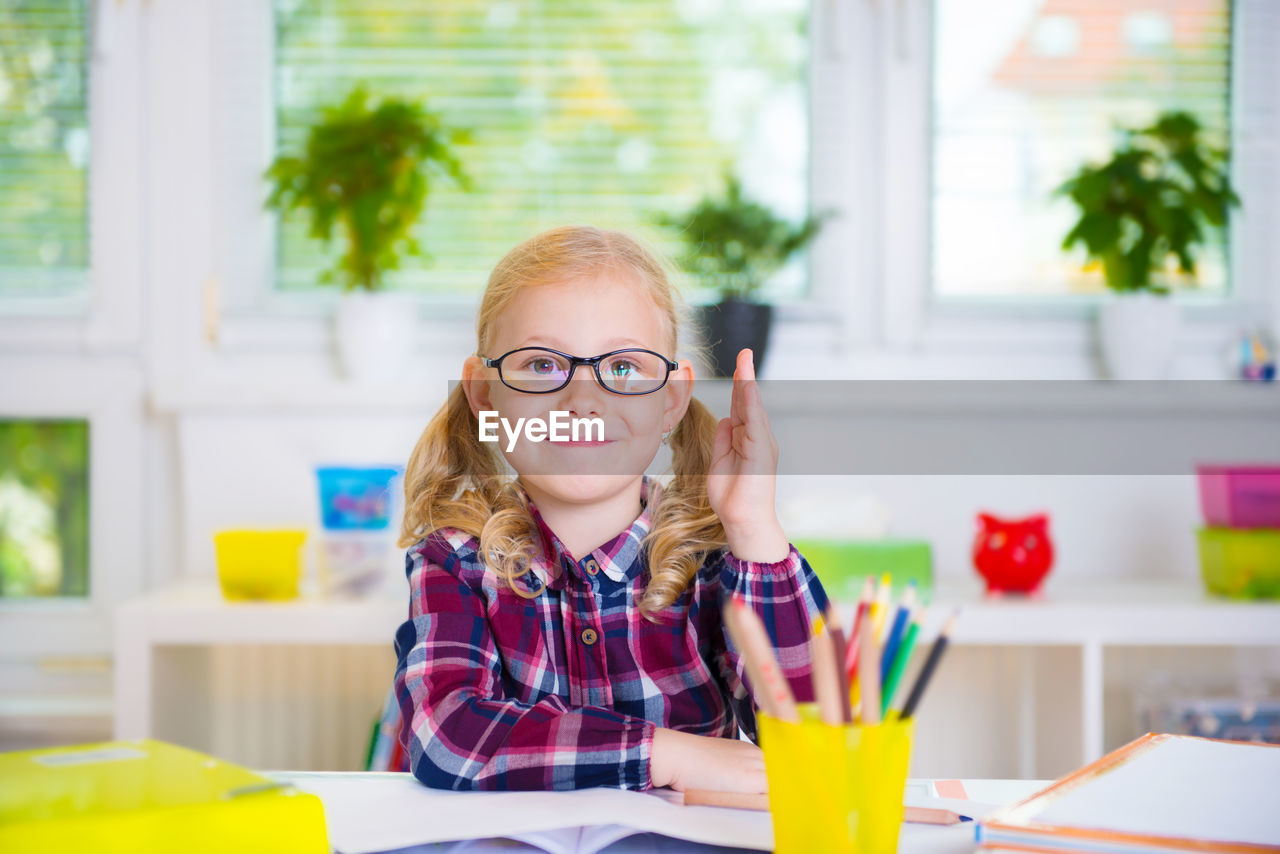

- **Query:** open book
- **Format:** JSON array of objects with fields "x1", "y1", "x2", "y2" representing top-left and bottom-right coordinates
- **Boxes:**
[
  {"x1": 276, "y1": 773, "x2": 1018, "y2": 853},
  {"x1": 276, "y1": 774, "x2": 773, "y2": 854}
]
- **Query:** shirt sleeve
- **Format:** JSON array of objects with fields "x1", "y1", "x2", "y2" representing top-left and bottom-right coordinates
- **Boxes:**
[
  {"x1": 393, "y1": 538, "x2": 657, "y2": 791},
  {"x1": 711, "y1": 542, "x2": 830, "y2": 741}
]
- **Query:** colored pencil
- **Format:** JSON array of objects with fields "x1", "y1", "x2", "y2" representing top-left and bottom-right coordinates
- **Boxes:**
[
  {"x1": 857, "y1": 604, "x2": 881, "y2": 724},
  {"x1": 899, "y1": 610, "x2": 959, "y2": 720},
  {"x1": 809, "y1": 618, "x2": 843, "y2": 725},
  {"x1": 904, "y1": 806, "x2": 971, "y2": 825},
  {"x1": 843, "y1": 577, "x2": 874, "y2": 679},
  {"x1": 869, "y1": 573, "x2": 892, "y2": 643},
  {"x1": 682, "y1": 792, "x2": 971, "y2": 824},
  {"x1": 722, "y1": 602, "x2": 775, "y2": 718},
  {"x1": 727, "y1": 595, "x2": 800, "y2": 722},
  {"x1": 823, "y1": 602, "x2": 853, "y2": 723},
  {"x1": 880, "y1": 611, "x2": 921, "y2": 718},
  {"x1": 683, "y1": 790, "x2": 769, "y2": 811},
  {"x1": 879, "y1": 584, "x2": 916, "y2": 683}
]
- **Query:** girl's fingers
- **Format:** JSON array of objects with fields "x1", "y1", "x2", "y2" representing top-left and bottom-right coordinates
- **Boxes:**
[
  {"x1": 728, "y1": 352, "x2": 747, "y2": 427},
  {"x1": 742, "y1": 376, "x2": 772, "y2": 444},
  {"x1": 731, "y1": 425, "x2": 774, "y2": 474},
  {"x1": 711, "y1": 417, "x2": 733, "y2": 467}
]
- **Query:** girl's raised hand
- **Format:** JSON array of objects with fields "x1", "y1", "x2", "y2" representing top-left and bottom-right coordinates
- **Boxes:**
[{"x1": 706, "y1": 349, "x2": 788, "y2": 563}]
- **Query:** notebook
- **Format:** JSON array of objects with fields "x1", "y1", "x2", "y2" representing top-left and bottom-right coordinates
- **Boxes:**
[
  {"x1": 977, "y1": 733, "x2": 1280, "y2": 853},
  {"x1": 0, "y1": 739, "x2": 329, "y2": 854}
]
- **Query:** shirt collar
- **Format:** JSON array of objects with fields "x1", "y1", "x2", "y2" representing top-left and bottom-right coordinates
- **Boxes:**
[{"x1": 522, "y1": 475, "x2": 660, "y2": 588}]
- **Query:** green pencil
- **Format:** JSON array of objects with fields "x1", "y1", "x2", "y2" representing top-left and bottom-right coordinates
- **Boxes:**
[{"x1": 881, "y1": 614, "x2": 921, "y2": 718}]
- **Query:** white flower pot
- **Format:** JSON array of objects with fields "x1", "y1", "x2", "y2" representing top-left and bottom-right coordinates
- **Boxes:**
[
  {"x1": 333, "y1": 290, "x2": 416, "y2": 382},
  {"x1": 1096, "y1": 292, "x2": 1180, "y2": 380}
]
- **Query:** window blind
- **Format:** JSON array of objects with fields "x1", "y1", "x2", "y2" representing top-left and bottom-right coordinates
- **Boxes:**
[
  {"x1": 0, "y1": 0, "x2": 90, "y2": 298},
  {"x1": 271, "y1": 0, "x2": 809, "y2": 298},
  {"x1": 931, "y1": 0, "x2": 1236, "y2": 298}
]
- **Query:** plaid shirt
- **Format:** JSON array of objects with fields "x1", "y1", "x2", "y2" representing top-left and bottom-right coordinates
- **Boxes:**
[{"x1": 392, "y1": 475, "x2": 829, "y2": 791}]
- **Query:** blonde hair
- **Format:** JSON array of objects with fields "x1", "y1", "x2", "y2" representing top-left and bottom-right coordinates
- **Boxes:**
[{"x1": 398, "y1": 225, "x2": 726, "y2": 618}]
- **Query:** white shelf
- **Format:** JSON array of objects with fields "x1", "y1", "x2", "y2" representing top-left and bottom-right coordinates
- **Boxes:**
[
  {"x1": 115, "y1": 582, "x2": 405, "y2": 645},
  {"x1": 113, "y1": 579, "x2": 1280, "y2": 776},
  {"x1": 917, "y1": 579, "x2": 1280, "y2": 646},
  {"x1": 119, "y1": 578, "x2": 1280, "y2": 648}
]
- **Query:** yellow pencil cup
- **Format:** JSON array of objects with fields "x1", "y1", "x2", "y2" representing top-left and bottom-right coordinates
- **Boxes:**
[
  {"x1": 213, "y1": 529, "x2": 307, "y2": 601},
  {"x1": 759, "y1": 705, "x2": 914, "y2": 854}
]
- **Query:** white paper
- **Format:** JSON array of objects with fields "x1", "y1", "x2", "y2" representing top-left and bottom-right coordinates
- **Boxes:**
[
  {"x1": 1023, "y1": 738, "x2": 1280, "y2": 845},
  {"x1": 272, "y1": 773, "x2": 772, "y2": 854}
]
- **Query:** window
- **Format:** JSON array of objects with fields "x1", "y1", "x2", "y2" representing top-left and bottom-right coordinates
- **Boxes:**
[
  {"x1": 271, "y1": 0, "x2": 810, "y2": 301},
  {"x1": 0, "y1": 419, "x2": 89, "y2": 599},
  {"x1": 930, "y1": 0, "x2": 1233, "y2": 299},
  {"x1": 0, "y1": 0, "x2": 91, "y2": 299}
]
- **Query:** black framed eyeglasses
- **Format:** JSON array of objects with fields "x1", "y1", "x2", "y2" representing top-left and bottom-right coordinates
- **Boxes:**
[{"x1": 481, "y1": 346, "x2": 679, "y2": 395}]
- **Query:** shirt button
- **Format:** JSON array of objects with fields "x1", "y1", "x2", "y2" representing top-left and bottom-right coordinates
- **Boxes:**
[
  {"x1": 581, "y1": 628, "x2": 598, "y2": 646},
  {"x1": 584, "y1": 558, "x2": 599, "y2": 575}
]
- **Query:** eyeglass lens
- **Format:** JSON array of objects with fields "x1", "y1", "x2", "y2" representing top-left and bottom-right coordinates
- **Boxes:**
[{"x1": 501, "y1": 349, "x2": 668, "y2": 393}]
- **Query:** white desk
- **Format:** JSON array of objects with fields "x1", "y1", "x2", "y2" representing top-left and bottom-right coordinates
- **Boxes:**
[{"x1": 265, "y1": 772, "x2": 1046, "y2": 853}]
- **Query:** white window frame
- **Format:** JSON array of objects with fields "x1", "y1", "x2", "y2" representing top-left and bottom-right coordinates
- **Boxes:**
[
  {"x1": 870, "y1": 0, "x2": 1280, "y2": 374},
  {"x1": 0, "y1": 356, "x2": 145, "y2": 657},
  {"x1": 0, "y1": 0, "x2": 144, "y2": 355},
  {"x1": 147, "y1": 0, "x2": 1278, "y2": 409},
  {"x1": 0, "y1": 0, "x2": 145, "y2": 664}
]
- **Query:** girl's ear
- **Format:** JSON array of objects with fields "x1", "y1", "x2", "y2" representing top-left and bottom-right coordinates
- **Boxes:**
[
  {"x1": 460, "y1": 355, "x2": 495, "y2": 416},
  {"x1": 663, "y1": 358, "x2": 695, "y2": 428}
]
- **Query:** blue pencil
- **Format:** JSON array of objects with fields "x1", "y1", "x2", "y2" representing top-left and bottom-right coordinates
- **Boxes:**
[{"x1": 880, "y1": 583, "x2": 916, "y2": 683}]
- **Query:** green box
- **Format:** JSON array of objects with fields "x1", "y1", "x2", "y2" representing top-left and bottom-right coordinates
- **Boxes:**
[
  {"x1": 1197, "y1": 527, "x2": 1280, "y2": 599},
  {"x1": 792, "y1": 538, "x2": 933, "y2": 604}
]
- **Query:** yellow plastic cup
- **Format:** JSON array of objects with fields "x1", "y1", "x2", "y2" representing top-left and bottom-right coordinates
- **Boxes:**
[
  {"x1": 759, "y1": 704, "x2": 914, "y2": 854},
  {"x1": 213, "y1": 529, "x2": 307, "y2": 601}
]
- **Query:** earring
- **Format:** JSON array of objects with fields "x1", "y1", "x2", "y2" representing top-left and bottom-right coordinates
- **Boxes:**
[{"x1": 661, "y1": 424, "x2": 672, "y2": 445}]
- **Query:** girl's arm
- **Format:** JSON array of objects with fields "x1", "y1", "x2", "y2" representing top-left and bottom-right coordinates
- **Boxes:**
[
  {"x1": 394, "y1": 548, "x2": 655, "y2": 791},
  {"x1": 713, "y1": 542, "x2": 831, "y2": 739},
  {"x1": 703, "y1": 349, "x2": 830, "y2": 735}
]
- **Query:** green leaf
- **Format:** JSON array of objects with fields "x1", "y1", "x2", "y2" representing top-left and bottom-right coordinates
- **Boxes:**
[
  {"x1": 1053, "y1": 109, "x2": 1240, "y2": 294},
  {"x1": 262, "y1": 84, "x2": 472, "y2": 291},
  {"x1": 653, "y1": 172, "x2": 833, "y2": 300}
]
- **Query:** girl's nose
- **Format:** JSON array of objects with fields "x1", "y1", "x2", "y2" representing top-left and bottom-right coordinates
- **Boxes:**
[{"x1": 559, "y1": 371, "x2": 606, "y2": 419}]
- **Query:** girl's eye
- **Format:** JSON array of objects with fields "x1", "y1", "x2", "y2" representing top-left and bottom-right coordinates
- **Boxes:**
[
  {"x1": 519, "y1": 357, "x2": 561, "y2": 374},
  {"x1": 607, "y1": 359, "x2": 637, "y2": 377}
]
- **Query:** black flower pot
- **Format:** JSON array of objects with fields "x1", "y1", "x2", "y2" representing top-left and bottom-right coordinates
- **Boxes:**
[{"x1": 696, "y1": 298, "x2": 774, "y2": 378}]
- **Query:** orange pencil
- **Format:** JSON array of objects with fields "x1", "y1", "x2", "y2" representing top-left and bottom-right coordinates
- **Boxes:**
[
  {"x1": 857, "y1": 604, "x2": 881, "y2": 724},
  {"x1": 727, "y1": 595, "x2": 800, "y2": 722},
  {"x1": 681, "y1": 793, "x2": 970, "y2": 824}
]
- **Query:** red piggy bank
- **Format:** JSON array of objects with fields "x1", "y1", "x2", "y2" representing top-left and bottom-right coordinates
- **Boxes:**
[{"x1": 972, "y1": 513, "x2": 1054, "y2": 597}]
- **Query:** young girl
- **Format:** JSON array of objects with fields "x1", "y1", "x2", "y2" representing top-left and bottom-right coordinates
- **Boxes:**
[{"x1": 391, "y1": 225, "x2": 829, "y2": 792}]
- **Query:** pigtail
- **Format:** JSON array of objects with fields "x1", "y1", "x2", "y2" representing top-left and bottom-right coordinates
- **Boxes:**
[
  {"x1": 638, "y1": 396, "x2": 727, "y2": 619},
  {"x1": 399, "y1": 383, "x2": 545, "y2": 598}
]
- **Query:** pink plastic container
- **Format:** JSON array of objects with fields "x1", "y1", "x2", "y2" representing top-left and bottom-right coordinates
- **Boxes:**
[{"x1": 1196, "y1": 465, "x2": 1280, "y2": 529}]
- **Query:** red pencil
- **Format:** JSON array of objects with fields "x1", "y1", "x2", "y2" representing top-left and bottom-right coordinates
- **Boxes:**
[{"x1": 844, "y1": 577, "x2": 874, "y2": 681}]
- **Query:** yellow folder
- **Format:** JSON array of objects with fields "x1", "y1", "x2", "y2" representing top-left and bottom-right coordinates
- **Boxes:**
[{"x1": 0, "y1": 739, "x2": 329, "y2": 854}]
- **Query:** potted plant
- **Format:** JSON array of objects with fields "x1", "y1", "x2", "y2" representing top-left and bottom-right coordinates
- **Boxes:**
[
  {"x1": 658, "y1": 175, "x2": 829, "y2": 377},
  {"x1": 1056, "y1": 111, "x2": 1240, "y2": 380},
  {"x1": 265, "y1": 86, "x2": 470, "y2": 381}
]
